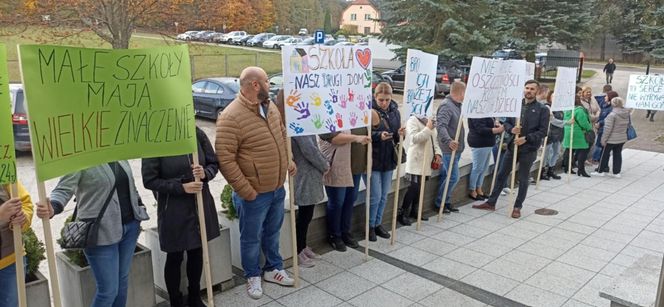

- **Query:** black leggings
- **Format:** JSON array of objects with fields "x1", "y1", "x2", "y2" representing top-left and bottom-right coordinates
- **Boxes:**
[
  {"x1": 401, "y1": 176, "x2": 422, "y2": 217},
  {"x1": 576, "y1": 148, "x2": 589, "y2": 174},
  {"x1": 599, "y1": 143, "x2": 624, "y2": 174},
  {"x1": 296, "y1": 205, "x2": 315, "y2": 254},
  {"x1": 165, "y1": 248, "x2": 203, "y2": 298}
]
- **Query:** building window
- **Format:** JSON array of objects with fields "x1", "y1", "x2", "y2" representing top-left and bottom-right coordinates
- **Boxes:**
[
  {"x1": 364, "y1": 27, "x2": 371, "y2": 35},
  {"x1": 365, "y1": 14, "x2": 371, "y2": 21},
  {"x1": 351, "y1": 14, "x2": 357, "y2": 21}
]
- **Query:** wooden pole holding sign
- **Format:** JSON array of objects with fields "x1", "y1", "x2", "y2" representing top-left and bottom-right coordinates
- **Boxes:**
[
  {"x1": 18, "y1": 44, "x2": 63, "y2": 307},
  {"x1": 567, "y1": 111, "x2": 576, "y2": 183},
  {"x1": 389, "y1": 135, "x2": 404, "y2": 245},
  {"x1": 415, "y1": 140, "x2": 431, "y2": 231},
  {"x1": 192, "y1": 152, "x2": 215, "y2": 306},
  {"x1": 437, "y1": 118, "x2": 463, "y2": 222},
  {"x1": 535, "y1": 112, "x2": 552, "y2": 190},
  {"x1": 365, "y1": 123, "x2": 373, "y2": 259},
  {"x1": 36, "y1": 182, "x2": 62, "y2": 307},
  {"x1": 508, "y1": 119, "x2": 521, "y2": 216},
  {"x1": 490, "y1": 131, "x2": 505, "y2": 193},
  {"x1": 284, "y1": 139, "x2": 300, "y2": 287},
  {"x1": 10, "y1": 184, "x2": 27, "y2": 307}
]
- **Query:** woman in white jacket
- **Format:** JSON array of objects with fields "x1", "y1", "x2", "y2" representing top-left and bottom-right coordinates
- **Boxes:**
[{"x1": 397, "y1": 115, "x2": 442, "y2": 225}]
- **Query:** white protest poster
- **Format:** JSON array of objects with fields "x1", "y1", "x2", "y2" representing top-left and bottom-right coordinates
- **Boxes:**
[
  {"x1": 462, "y1": 57, "x2": 527, "y2": 118},
  {"x1": 625, "y1": 74, "x2": 664, "y2": 111},
  {"x1": 526, "y1": 62, "x2": 535, "y2": 78},
  {"x1": 404, "y1": 49, "x2": 438, "y2": 119},
  {"x1": 551, "y1": 67, "x2": 577, "y2": 111},
  {"x1": 281, "y1": 45, "x2": 373, "y2": 136}
]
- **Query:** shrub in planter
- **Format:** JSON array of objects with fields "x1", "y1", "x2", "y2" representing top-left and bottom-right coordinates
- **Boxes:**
[
  {"x1": 24, "y1": 228, "x2": 51, "y2": 307},
  {"x1": 220, "y1": 184, "x2": 237, "y2": 221}
]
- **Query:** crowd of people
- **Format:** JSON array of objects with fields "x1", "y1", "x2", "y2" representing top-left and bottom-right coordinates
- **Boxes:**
[{"x1": 0, "y1": 64, "x2": 640, "y2": 306}]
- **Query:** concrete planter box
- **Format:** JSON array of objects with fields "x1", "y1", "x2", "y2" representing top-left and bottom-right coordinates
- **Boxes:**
[
  {"x1": 218, "y1": 210, "x2": 293, "y2": 271},
  {"x1": 144, "y1": 225, "x2": 233, "y2": 297},
  {"x1": 56, "y1": 243, "x2": 156, "y2": 307},
  {"x1": 26, "y1": 271, "x2": 50, "y2": 307}
]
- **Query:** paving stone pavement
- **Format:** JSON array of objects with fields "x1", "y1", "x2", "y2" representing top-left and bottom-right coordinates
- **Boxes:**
[{"x1": 213, "y1": 148, "x2": 664, "y2": 307}]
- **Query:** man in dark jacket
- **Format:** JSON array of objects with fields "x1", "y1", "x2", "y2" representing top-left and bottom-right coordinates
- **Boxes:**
[
  {"x1": 603, "y1": 59, "x2": 616, "y2": 84},
  {"x1": 473, "y1": 80, "x2": 550, "y2": 218},
  {"x1": 435, "y1": 81, "x2": 466, "y2": 213}
]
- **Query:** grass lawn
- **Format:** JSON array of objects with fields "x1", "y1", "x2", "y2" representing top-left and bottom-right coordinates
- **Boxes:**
[{"x1": 0, "y1": 26, "x2": 282, "y2": 82}]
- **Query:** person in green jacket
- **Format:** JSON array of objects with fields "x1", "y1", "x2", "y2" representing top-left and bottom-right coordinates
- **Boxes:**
[{"x1": 563, "y1": 96, "x2": 593, "y2": 177}]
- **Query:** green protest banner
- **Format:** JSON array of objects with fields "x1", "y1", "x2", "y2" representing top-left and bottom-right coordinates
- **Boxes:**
[
  {"x1": 0, "y1": 44, "x2": 17, "y2": 185},
  {"x1": 19, "y1": 44, "x2": 197, "y2": 181}
]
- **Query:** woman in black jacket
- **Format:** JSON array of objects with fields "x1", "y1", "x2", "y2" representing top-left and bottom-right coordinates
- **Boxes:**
[
  {"x1": 467, "y1": 118, "x2": 504, "y2": 200},
  {"x1": 368, "y1": 82, "x2": 404, "y2": 241},
  {"x1": 141, "y1": 127, "x2": 220, "y2": 307}
]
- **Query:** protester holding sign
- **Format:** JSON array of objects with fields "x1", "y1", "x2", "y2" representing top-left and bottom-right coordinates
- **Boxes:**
[
  {"x1": 543, "y1": 91, "x2": 564, "y2": 180},
  {"x1": 562, "y1": 96, "x2": 594, "y2": 177},
  {"x1": 593, "y1": 97, "x2": 631, "y2": 178},
  {"x1": 399, "y1": 115, "x2": 442, "y2": 226},
  {"x1": 473, "y1": 80, "x2": 549, "y2": 218},
  {"x1": 0, "y1": 182, "x2": 33, "y2": 307},
  {"x1": 435, "y1": 82, "x2": 466, "y2": 213},
  {"x1": 37, "y1": 161, "x2": 150, "y2": 307},
  {"x1": 467, "y1": 117, "x2": 504, "y2": 199},
  {"x1": 215, "y1": 67, "x2": 296, "y2": 299},
  {"x1": 368, "y1": 82, "x2": 404, "y2": 241},
  {"x1": 141, "y1": 127, "x2": 220, "y2": 307}
]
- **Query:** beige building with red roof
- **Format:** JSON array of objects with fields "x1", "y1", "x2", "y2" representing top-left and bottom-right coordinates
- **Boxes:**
[{"x1": 340, "y1": 0, "x2": 382, "y2": 34}]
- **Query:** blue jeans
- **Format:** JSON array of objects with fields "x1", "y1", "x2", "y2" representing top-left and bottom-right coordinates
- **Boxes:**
[
  {"x1": 233, "y1": 187, "x2": 285, "y2": 278},
  {"x1": 326, "y1": 185, "x2": 355, "y2": 238},
  {"x1": 435, "y1": 153, "x2": 461, "y2": 207},
  {"x1": 545, "y1": 141, "x2": 562, "y2": 167},
  {"x1": 84, "y1": 220, "x2": 140, "y2": 307},
  {"x1": 469, "y1": 147, "x2": 492, "y2": 191},
  {"x1": 0, "y1": 256, "x2": 27, "y2": 306},
  {"x1": 369, "y1": 170, "x2": 393, "y2": 227}
]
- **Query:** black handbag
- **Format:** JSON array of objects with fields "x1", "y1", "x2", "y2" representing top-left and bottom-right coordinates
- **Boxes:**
[
  {"x1": 584, "y1": 130, "x2": 596, "y2": 146},
  {"x1": 60, "y1": 183, "x2": 117, "y2": 250}
]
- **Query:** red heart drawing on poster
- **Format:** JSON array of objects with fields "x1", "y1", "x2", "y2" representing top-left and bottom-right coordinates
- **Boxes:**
[{"x1": 355, "y1": 48, "x2": 371, "y2": 70}]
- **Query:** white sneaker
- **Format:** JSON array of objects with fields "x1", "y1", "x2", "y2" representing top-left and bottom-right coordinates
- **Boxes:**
[
  {"x1": 298, "y1": 251, "x2": 315, "y2": 268},
  {"x1": 246, "y1": 277, "x2": 263, "y2": 299},
  {"x1": 303, "y1": 246, "x2": 321, "y2": 259},
  {"x1": 591, "y1": 172, "x2": 604, "y2": 177},
  {"x1": 611, "y1": 173, "x2": 621, "y2": 178},
  {"x1": 264, "y1": 269, "x2": 295, "y2": 286}
]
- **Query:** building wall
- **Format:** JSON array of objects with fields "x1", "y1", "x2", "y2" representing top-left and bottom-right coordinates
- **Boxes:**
[{"x1": 340, "y1": 4, "x2": 381, "y2": 34}]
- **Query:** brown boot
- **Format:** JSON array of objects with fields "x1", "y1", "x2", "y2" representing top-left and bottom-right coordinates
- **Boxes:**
[
  {"x1": 472, "y1": 202, "x2": 495, "y2": 211},
  {"x1": 511, "y1": 208, "x2": 521, "y2": 219}
]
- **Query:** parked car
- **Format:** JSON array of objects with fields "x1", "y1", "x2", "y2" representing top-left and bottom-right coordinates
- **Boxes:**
[
  {"x1": 491, "y1": 49, "x2": 524, "y2": 60},
  {"x1": 278, "y1": 37, "x2": 303, "y2": 48},
  {"x1": 221, "y1": 31, "x2": 247, "y2": 44},
  {"x1": 323, "y1": 39, "x2": 337, "y2": 46},
  {"x1": 192, "y1": 30, "x2": 215, "y2": 41},
  {"x1": 268, "y1": 73, "x2": 284, "y2": 101},
  {"x1": 8, "y1": 84, "x2": 30, "y2": 151},
  {"x1": 247, "y1": 33, "x2": 275, "y2": 47},
  {"x1": 210, "y1": 32, "x2": 226, "y2": 43},
  {"x1": 381, "y1": 60, "x2": 462, "y2": 96},
  {"x1": 336, "y1": 35, "x2": 347, "y2": 42},
  {"x1": 236, "y1": 35, "x2": 254, "y2": 45},
  {"x1": 298, "y1": 28, "x2": 308, "y2": 36},
  {"x1": 176, "y1": 31, "x2": 199, "y2": 41},
  {"x1": 263, "y1": 35, "x2": 292, "y2": 49},
  {"x1": 335, "y1": 41, "x2": 354, "y2": 46},
  {"x1": 191, "y1": 78, "x2": 240, "y2": 120},
  {"x1": 296, "y1": 38, "x2": 315, "y2": 45},
  {"x1": 371, "y1": 72, "x2": 392, "y2": 93}
]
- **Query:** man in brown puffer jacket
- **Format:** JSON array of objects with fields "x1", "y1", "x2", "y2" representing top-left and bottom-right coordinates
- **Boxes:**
[{"x1": 215, "y1": 66, "x2": 297, "y2": 300}]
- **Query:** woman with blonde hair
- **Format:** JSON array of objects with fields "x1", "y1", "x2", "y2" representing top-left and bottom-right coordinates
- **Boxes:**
[
  {"x1": 368, "y1": 82, "x2": 404, "y2": 240},
  {"x1": 593, "y1": 97, "x2": 631, "y2": 178}
]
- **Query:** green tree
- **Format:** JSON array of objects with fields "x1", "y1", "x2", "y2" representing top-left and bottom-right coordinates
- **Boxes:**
[
  {"x1": 324, "y1": 9, "x2": 332, "y2": 33},
  {"x1": 612, "y1": 0, "x2": 664, "y2": 61},
  {"x1": 380, "y1": 0, "x2": 497, "y2": 61}
]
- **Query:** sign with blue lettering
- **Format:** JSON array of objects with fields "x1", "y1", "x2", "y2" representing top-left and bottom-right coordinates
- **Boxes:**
[{"x1": 314, "y1": 31, "x2": 325, "y2": 44}]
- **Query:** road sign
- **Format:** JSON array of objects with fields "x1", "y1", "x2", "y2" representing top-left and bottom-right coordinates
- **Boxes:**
[{"x1": 315, "y1": 30, "x2": 324, "y2": 44}]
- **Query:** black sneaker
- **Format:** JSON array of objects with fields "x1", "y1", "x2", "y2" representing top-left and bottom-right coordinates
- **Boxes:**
[
  {"x1": 368, "y1": 228, "x2": 377, "y2": 241},
  {"x1": 329, "y1": 236, "x2": 347, "y2": 252},
  {"x1": 342, "y1": 233, "x2": 359, "y2": 248},
  {"x1": 445, "y1": 203, "x2": 459, "y2": 213},
  {"x1": 375, "y1": 225, "x2": 391, "y2": 239}
]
